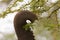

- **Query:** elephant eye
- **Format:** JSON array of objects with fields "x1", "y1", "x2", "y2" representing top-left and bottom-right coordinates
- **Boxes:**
[{"x1": 26, "y1": 20, "x2": 31, "y2": 24}]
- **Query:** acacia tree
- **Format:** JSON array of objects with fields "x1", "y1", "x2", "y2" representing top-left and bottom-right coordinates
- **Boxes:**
[{"x1": 0, "y1": 0, "x2": 60, "y2": 40}]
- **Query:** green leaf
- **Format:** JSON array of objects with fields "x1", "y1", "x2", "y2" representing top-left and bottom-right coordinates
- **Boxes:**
[
  {"x1": 23, "y1": 23, "x2": 33, "y2": 30},
  {"x1": 18, "y1": 0, "x2": 23, "y2": 2}
]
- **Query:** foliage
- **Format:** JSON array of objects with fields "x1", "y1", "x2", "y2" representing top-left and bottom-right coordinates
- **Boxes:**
[{"x1": 0, "y1": 0, "x2": 60, "y2": 40}]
